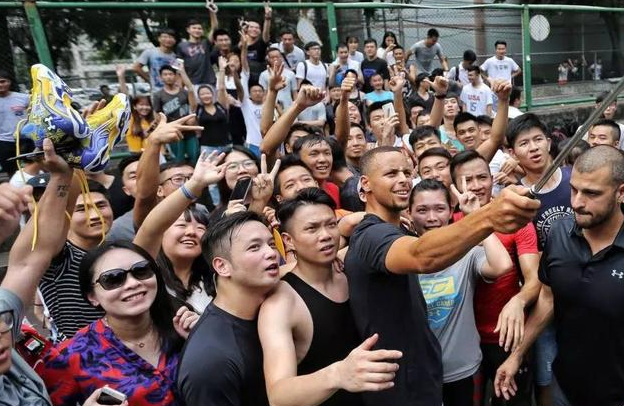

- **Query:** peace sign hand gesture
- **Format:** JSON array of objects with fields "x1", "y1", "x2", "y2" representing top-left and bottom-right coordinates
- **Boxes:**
[
  {"x1": 249, "y1": 154, "x2": 281, "y2": 213},
  {"x1": 450, "y1": 176, "x2": 480, "y2": 215},
  {"x1": 268, "y1": 60, "x2": 286, "y2": 92}
]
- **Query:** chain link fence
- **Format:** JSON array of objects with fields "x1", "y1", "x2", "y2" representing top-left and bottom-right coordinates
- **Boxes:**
[
  {"x1": 2, "y1": 7, "x2": 37, "y2": 92},
  {"x1": 1, "y1": 1, "x2": 623, "y2": 109}
]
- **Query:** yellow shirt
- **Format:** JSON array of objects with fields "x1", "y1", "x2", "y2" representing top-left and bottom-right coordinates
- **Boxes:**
[{"x1": 125, "y1": 115, "x2": 151, "y2": 152}]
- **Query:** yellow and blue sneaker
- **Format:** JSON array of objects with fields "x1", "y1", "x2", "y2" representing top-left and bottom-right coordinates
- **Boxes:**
[{"x1": 15, "y1": 64, "x2": 130, "y2": 173}]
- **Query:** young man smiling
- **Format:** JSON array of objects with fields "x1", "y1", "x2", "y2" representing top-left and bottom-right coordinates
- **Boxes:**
[{"x1": 345, "y1": 146, "x2": 540, "y2": 406}]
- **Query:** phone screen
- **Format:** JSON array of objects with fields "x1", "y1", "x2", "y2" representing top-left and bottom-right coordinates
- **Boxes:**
[
  {"x1": 97, "y1": 393, "x2": 124, "y2": 406},
  {"x1": 382, "y1": 103, "x2": 396, "y2": 118},
  {"x1": 230, "y1": 177, "x2": 253, "y2": 204}
]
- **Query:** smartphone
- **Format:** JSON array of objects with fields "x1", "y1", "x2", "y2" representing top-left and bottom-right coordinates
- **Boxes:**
[
  {"x1": 230, "y1": 177, "x2": 253, "y2": 205},
  {"x1": 382, "y1": 102, "x2": 396, "y2": 118},
  {"x1": 97, "y1": 387, "x2": 127, "y2": 405},
  {"x1": 171, "y1": 58, "x2": 184, "y2": 71}
]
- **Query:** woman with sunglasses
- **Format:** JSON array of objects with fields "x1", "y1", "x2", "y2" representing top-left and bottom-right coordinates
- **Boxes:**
[
  {"x1": 39, "y1": 239, "x2": 197, "y2": 406},
  {"x1": 133, "y1": 150, "x2": 227, "y2": 313}
]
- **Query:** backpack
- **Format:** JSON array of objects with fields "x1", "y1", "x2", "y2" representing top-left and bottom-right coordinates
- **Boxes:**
[{"x1": 302, "y1": 60, "x2": 328, "y2": 87}]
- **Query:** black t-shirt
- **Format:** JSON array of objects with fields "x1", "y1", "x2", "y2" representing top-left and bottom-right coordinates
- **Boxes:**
[
  {"x1": 177, "y1": 39, "x2": 216, "y2": 85},
  {"x1": 345, "y1": 214, "x2": 442, "y2": 406},
  {"x1": 245, "y1": 38, "x2": 269, "y2": 75},
  {"x1": 177, "y1": 303, "x2": 269, "y2": 406},
  {"x1": 539, "y1": 216, "x2": 624, "y2": 406},
  {"x1": 107, "y1": 173, "x2": 134, "y2": 219},
  {"x1": 196, "y1": 103, "x2": 231, "y2": 147},
  {"x1": 360, "y1": 58, "x2": 389, "y2": 93}
]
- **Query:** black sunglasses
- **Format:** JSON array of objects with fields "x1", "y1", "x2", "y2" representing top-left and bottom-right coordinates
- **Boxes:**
[{"x1": 93, "y1": 260, "x2": 154, "y2": 291}]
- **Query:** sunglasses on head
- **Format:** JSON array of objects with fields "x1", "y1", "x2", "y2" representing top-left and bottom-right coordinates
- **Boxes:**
[{"x1": 93, "y1": 260, "x2": 154, "y2": 291}]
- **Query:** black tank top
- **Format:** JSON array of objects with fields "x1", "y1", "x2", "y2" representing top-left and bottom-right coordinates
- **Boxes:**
[{"x1": 282, "y1": 272, "x2": 364, "y2": 406}]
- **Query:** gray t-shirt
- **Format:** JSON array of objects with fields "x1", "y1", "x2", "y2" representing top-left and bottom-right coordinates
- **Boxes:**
[
  {"x1": 259, "y1": 68, "x2": 297, "y2": 112},
  {"x1": 106, "y1": 209, "x2": 135, "y2": 243},
  {"x1": 418, "y1": 246, "x2": 486, "y2": 382},
  {"x1": 136, "y1": 48, "x2": 177, "y2": 90},
  {"x1": 409, "y1": 40, "x2": 444, "y2": 74},
  {"x1": 297, "y1": 102, "x2": 326, "y2": 123},
  {"x1": 0, "y1": 92, "x2": 29, "y2": 142}
]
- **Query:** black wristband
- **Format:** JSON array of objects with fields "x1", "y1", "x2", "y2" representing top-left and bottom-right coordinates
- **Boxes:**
[{"x1": 435, "y1": 93, "x2": 447, "y2": 99}]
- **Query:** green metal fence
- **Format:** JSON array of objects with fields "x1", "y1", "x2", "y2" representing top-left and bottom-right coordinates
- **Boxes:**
[{"x1": 1, "y1": 1, "x2": 623, "y2": 111}]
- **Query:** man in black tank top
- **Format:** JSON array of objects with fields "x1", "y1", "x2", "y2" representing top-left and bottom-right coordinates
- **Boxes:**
[{"x1": 258, "y1": 188, "x2": 402, "y2": 406}]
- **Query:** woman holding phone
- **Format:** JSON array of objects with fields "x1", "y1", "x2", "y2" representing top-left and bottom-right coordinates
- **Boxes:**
[{"x1": 36, "y1": 147, "x2": 230, "y2": 405}]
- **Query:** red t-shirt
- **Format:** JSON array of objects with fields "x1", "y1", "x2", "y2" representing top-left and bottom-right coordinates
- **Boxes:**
[
  {"x1": 322, "y1": 181, "x2": 341, "y2": 208},
  {"x1": 453, "y1": 212, "x2": 539, "y2": 344}
]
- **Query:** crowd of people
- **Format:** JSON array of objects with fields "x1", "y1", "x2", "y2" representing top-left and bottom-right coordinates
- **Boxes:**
[{"x1": 0, "y1": 3, "x2": 624, "y2": 406}]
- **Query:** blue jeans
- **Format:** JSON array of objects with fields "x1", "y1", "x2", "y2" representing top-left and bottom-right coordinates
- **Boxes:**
[
  {"x1": 533, "y1": 323, "x2": 557, "y2": 386},
  {"x1": 200, "y1": 144, "x2": 232, "y2": 205}
]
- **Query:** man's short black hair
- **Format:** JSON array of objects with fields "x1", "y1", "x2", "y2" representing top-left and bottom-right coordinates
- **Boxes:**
[
  {"x1": 159, "y1": 28, "x2": 176, "y2": 37},
  {"x1": 592, "y1": 118, "x2": 621, "y2": 141},
  {"x1": 336, "y1": 42, "x2": 348, "y2": 52},
  {"x1": 495, "y1": 40, "x2": 507, "y2": 48},
  {"x1": 86, "y1": 180, "x2": 111, "y2": 204},
  {"x1": 293, "y1": 134, "x2": 330, "y2": 156},
  {"x1": 277, "y1": 187, "x2": 336, "y2": 233},
  {"x1": 286, "y1": 123, "x2": 323, "y2": 147},
  {"x1": 409, "y1": 126, "x2": 441, "y2": 148},
  {"x1": 463, "y1": 49, "x2": 477, "y2": 63},
  {"x1": 274, "y1": 154, "x2": 313, "y2": 195},
  {"x1": 99, "y1": 85, "x2": 110, "y2": 92},
  {"x1": 186, "y1": 19, "x2": 202, "y2": 28},
  {"x1": 159, "y1": 65, "x2": 176, "y2": 75},
  {"x1": 212, "y1": 28, "x2": 230, "y2": 40},
  {"x1": 201, "y1": 211, "x2": 268, "y2": 265},
  {"x1": 0, "y1": 70, "x2": 11, "y2": 80},
  {"x1": 393, "y1": 45, "x2": 404, "y2": 52},
  {"x1": 449, "y1": 150, "x2": 490, "y2": 184},
  {"x1": 159, "y1": 161, "x2": 193, "y2": 174},
  {"x1": 476, "y1": 115, "x2": 493, "y2": 127},
  {"x1": 466, "y1": 65, "x2": 481, "y2": 75},
  {"x1": 427, "y1": 28, "x2": 440, "y2": 38},
  {"x1": 453, "y1": 112, "x2": 478, "y2": 131},
  {"x1": 363, "y1": 38, "x2": 377, "y2": 47},
  {"x1": 595, "y1": 91, "x2": 612, "y2": 104},
  {"x1": 506, "y1": 113, "x2": 549, "y2": 148},
  {"x1": 417, "y1": 147, "x2": 451, "y2": 173},
  {"x1": 367, "y1": 100, "x2": 392, "y2": 122},
  {"x1": 360, "y1": 146, "x2": 402, "y2": 176},
  {"x1": 409, "y1": 99, "x2": 428, "y2": 112},
  {"x1": 280, "y1": 28, "x2": 295, "y2": 37},
  {"x1": 304, "y1": 41, "x2": 321, "y2": 51},
  {"x1": 118, "y1": 153, "x2": 141, "y2": 177},
  {"x1": 409, "y1": 178, "x2": 451, "y2": 208},
  {"x1": 509, "y1": 86, "x2": 522, "y2": 105}
]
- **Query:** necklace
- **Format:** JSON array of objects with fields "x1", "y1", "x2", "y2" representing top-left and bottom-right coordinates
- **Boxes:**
[{"x1": 103, "y1": 317, "x2": 154, "y2": 349}]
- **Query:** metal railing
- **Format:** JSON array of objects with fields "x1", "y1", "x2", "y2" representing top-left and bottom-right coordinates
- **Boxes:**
[{"x1": 1, "y1": 1, "x2": 623, "y2": 111}]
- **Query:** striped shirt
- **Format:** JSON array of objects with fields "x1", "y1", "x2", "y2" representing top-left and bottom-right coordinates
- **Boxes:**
[{"x1": 39, "y1": 241, "x2": 104, "y2": 338}]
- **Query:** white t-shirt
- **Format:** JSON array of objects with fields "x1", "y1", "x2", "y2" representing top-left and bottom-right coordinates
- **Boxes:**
[
  {"x1": 259, "y1": 68, "x2": 297, "y2": 111},
  {"x1": 240, "y1": 70, "x2": 263, "y2": 147},
  {"x1": 331, "y1": 59, "x2": 361, "y2": 86},
  {"x1": 349, "y1": 51, "x2": 364, "y2": 64},
  {"x1": 377, "y1": 48, "x2": 396, "y2": 66},
  {"x1": 489, "y1": 149, "x2": 508, "y2": 196},
  {"x1": 508, "y1": 106, "x2": 524, "y2": 119},
  {"x1": 273, "y1": 42, "x2": 306, "y2": 72},
  {"x1": 460, "y1": 83, "x2": 493, "y2": 116},
  {"x1": 480, "y1": 56, "x2": 520, "y2": 83},
  {"x1": 447, "y1": 64, "x2": 470, "y2": 86},
  {"x1": 296, "y1": 60, "x2": 328, "y2": 90}
]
